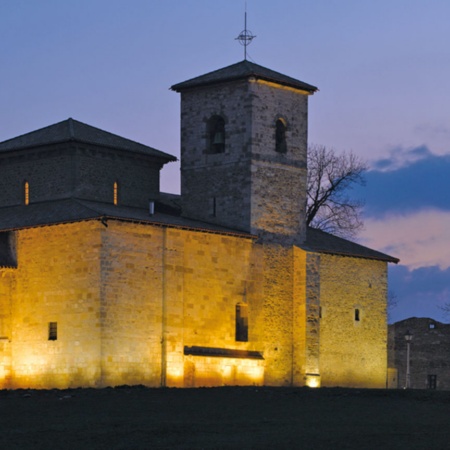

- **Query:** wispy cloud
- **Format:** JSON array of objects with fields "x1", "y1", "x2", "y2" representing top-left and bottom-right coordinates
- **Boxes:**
[
  {"x1": 362, "y1": 209, "x2": 450, "y2": 270},
  {"x1": 359, "y1": 145, "x2": 450, "y2": 322},
  {"x1": 370, "y1": 145, "x2": 432, "y2": 172}
]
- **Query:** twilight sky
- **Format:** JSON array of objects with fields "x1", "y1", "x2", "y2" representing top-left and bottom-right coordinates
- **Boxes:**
[{"x1": 2, "y1": 0, "x2": 449, "y2": 323}]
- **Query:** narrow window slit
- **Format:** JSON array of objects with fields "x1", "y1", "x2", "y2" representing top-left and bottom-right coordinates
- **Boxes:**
[
  {"x1": 235, "y1": 303, "x2": 248, "y2": 342},
  {"x1": 48, "y1": 322, "x2": 58, "y2": 341}
]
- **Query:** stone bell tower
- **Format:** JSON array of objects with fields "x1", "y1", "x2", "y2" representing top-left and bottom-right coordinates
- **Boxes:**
[{"x1": 171, "y1": 60, "x2": 317, "y2": 245}]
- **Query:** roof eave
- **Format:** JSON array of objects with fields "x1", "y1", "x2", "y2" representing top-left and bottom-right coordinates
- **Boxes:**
[
  {"x1": 0, "y1": 138, "x2": 177, "y2": 163},
  {"x1": 0, "y1": 215, "x2": 256, "y2": 240},
  {"x1": 303, "y1": 247, "x2": 399, "y2": 263},
  {"x1": 171, "y1": 74, "x2": 317, "y2": 94}
]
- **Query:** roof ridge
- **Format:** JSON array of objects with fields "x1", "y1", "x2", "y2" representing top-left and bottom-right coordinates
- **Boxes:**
[
  {"x1": 171, "y1": 60, "x2": 317, "y2": 93},
  {"x1": 0, "y1": 118, "x2": 176, "y2": 161},
  {"x1": 68, "y1": 117, "x2": 75, "y2": 139}
]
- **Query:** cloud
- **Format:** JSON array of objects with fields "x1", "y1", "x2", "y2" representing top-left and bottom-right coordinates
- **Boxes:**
[
  {"x1": 371, "y1": 145, "x2": 432, "y2": 172},
  {"x1": 357, "y1": 145, "x2": 450, "y2": 323},
  {"x1": 357, "y1": 146, "x2": 450, "y2": 216},
  {"x1": 361, "y1": 209, "x2": 450, "y2": 270},
  {"x1": 389, "y1": 264, "x2": 450, "y2": 323}
]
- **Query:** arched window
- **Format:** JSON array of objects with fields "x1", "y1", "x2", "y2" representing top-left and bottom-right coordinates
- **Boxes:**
[
  {"x1": 208, "y1": 115, "x2": 225, "y2": 154},
  {"x1": 113, "y1": 181, "x2": 118, "y2": 206},
  {"x1": 275, "y1": 118, "x2": 287, "y2": 153},
  {"x1": 24, "y1": 181, "x2": 29, "y2": 205},
  {"x1": 354, "y1": 308, "x2": 360, "y2": 322},
  {"x1": 235, "y1": 303, "x2": 248, "y2": 342}
]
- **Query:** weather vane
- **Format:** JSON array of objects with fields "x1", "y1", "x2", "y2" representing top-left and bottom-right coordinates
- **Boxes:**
[{"x1": 235, "y1": 7, "x2": 256, "y2": 60}]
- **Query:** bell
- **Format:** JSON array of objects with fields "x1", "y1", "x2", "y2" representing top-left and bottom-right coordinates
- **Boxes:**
[{"x1": 213, "y1": 132, "x2": 224, "y2": 145}]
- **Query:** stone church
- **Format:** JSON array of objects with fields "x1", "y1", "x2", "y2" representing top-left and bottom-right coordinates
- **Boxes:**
[{"x1": 0, "y1": 60, "x2": 398, "y2": 389}]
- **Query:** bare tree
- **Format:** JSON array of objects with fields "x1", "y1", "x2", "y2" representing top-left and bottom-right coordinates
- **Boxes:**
[
  {"x1": 387, "y1": 290, "x2": 398, "y2": 323},
  {"x1": 307, "y1": 144, "x2": 368, "y2": 239},
  {"x1": 438, "y1": 303, "x2": 450, "y2": 319}
]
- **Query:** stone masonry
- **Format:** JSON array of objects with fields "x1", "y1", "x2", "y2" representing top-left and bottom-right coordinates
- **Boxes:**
[{"x1": 0, "y1": 60, "x2": 398, "y2": 389}]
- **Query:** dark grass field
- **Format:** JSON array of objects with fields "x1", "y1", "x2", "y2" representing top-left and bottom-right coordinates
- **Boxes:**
[{"x1": 1, "y1": 386, "x2": 450, "y2": 449}]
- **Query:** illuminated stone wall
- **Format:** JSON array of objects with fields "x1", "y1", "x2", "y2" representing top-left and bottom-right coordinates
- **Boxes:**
[
  {"x1": 0, "y1": 220, "x2": 270, "y2": 388},
  {"x1": 292, "y1": 250, "x2": 321, "y2": 387},
  {"x1": 318, "y1": 254, "x2": 388, "y2": 388},
  {"x1": 0, "y1": 220, "x2": 389, "y2": 389},
  {"x1": 161, "y1": 227, "x2": 265, "y2": 387},
  {"x1": 0, "y1": 270, "x2": 13, "y2": 383},
  {"x1": 261, "y1": 244, "x2": 296, "y2": 386},
  {"x1": 9, "y1": 223, "x2": 102, "y2": 388}
]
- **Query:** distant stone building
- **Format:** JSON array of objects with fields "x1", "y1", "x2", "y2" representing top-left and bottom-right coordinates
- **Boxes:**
[
  {"x1": 0, "y1": 60, "x2": 398, "y2": 389},
  {"x1": 388, "y1": 318, "x2": 450, "y2": 390}
]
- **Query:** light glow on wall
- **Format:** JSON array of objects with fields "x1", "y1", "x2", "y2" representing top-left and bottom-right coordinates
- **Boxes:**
[
  {"x1": 305, "y1": 373, "x2": 321, "y2": 388},
  {"x1": 166, "y1": 363, "x2": 184, "y2": 387}
]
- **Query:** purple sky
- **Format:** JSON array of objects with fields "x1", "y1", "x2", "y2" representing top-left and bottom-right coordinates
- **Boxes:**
[{"x1": 2, "y1": 1, "x2": 450, "y2": 323}]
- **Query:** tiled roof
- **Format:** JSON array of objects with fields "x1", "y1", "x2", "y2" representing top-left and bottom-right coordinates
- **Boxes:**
[
  {"x1": 303, "y1": 227, "x2": 399, "y2": 263},
  {"x1": 0, "y1": 196, "x2": 398, "y2": 263},
  {"x1": 0, "y1": 198, "x2": 254, "y2": 238},
  {"x1": 0, "y1": 118, "x2": 176, "y2": 161},
  {"x1": 171, "y1": 60, "x2": 318, "y2": 93}
]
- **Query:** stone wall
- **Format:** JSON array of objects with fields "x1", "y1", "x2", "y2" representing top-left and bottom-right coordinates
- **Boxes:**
[
  {"x1": 179, "y1": 79, "x2": 308, "y2": 244},
  {"x1": 8, "y1": 222, "x2": 102, "y2": 388},
  {"x1": 249, "y1": 80, "x2": 308, "y2": 245},
  {"x1": 0, "y1": 219, "x2": 390, "y2": 389},
  {"x1": 0, "y1": 220, "x2": 270, "y2": 389},
  {"x1": 0, "y1": 145, "x2": 74, "y2": 207},
  {"x1": 180, "y1": 80, "x2": 253, "y2": 231},
  {"x1": 389, "y1": 318, "x2": 450, "y2": 390},
  {"x1": 318, "y1": 254, "x2": 388, "y2": 388},
  {"x1": 0, "y1": 144, "x2": 162, "y2": 209},
  {"x1": 0, "y1": 270, "x2": 13, "y2": 383},
  {"x1": 75, "y1": 146, "x2": 161, "y2": 208}
]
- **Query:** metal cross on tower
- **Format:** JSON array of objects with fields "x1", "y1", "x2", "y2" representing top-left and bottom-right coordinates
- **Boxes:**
[{"x1": 235, "y1": 10, "x2": 256, "y2": 60}]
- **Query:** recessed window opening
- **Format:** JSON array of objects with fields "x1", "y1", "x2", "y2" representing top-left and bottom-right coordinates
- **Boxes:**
[
  {"x1": 235, "y1": 303, "x2": 248, "y2": 342},
  {"x1": 428, "y1": 374, "x2": 437, "y2": 389},
  {"x1": 24, "y1": 181, "x2": 29, "y2": 205},
  {"x1": 354, "y1": 309, "x2": 360, "y2": 322},
  {"x1": 0, "y1": 231, "x2": 16, "y2": 267},
  {"x1": 208, "y1": 116, "x2": 225, "y2": 154},
  {"x1": 48, "y1": 322, "x2": 57, "y2": 341},
  {"x1": 211, "y1": 197, "x2": 216, "y2": 217},
  {"x1": 113, "y1": 181, "x2": 118, "y2": 206},
  {"x1": 275, "y1": 118, "x2": 287, "y2": 153}
]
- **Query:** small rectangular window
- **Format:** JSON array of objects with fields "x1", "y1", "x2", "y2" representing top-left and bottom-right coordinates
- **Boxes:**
[
  {"x1": 429, "y1": 322, "x2": 436, "y2": 329},
  {"x1": 48, "y1": 322, "x2": 57, "y2": 341},
  {"x1": 428, "y1": 374, "x2": 437, "y2": 389},
  {"x1": 354, "y1": 309, "x2": 360, "y2": 322},
  {"x1": 235, "y1": 304, "x2": 248, "y2": 342}
]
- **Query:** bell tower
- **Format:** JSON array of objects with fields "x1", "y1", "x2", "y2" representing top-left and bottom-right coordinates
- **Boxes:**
[{"x1": 171, "y1": 60, "x2": 317, "y2": 245}]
